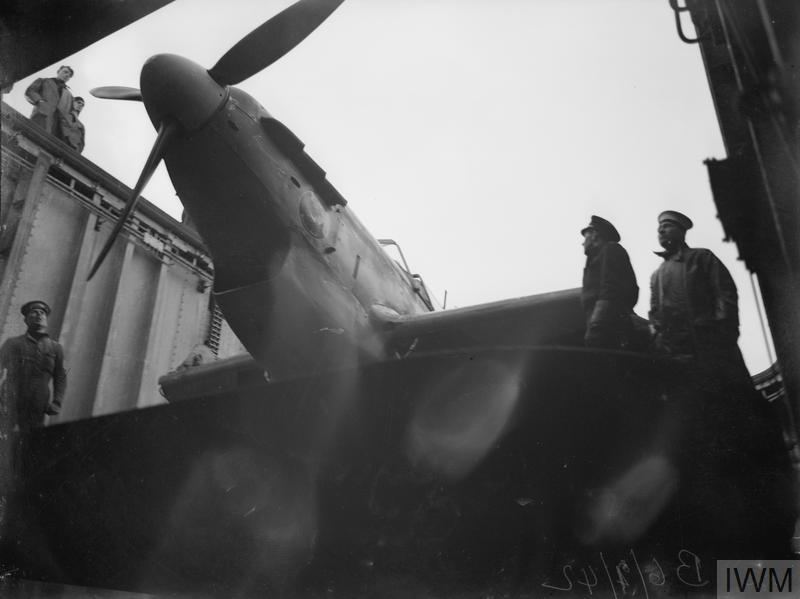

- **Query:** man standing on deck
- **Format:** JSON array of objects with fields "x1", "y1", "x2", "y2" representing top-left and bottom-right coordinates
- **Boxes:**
[
  {"x1": 649, "y1": 210, "x2": 741, "y2": 370},
  {"x1": 580, "y1": 215, "x2": 639, "y2": 349},
  {"x1": 646, "y1": 210, "x2": 795, "y2": 558},
  {"x1": 0, "y1": 300, "x2": 67, "y2": 477}
]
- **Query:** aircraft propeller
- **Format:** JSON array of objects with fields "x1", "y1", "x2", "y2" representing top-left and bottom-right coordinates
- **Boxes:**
[
  {"x1": 89, "y1": 86, "x2": 143, "y2": 101},
  {"x1": 207, "y1": 0, "x2": 345, "y2": 86},
  {"x1": 86, "y1": 0, "x2": 346, "y2": 280},
  {"x1": 86, "y1": 120, "x2": 179, "y2": 280}
]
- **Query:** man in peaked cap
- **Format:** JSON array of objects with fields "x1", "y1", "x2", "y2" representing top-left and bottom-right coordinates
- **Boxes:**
[
  {"x1": 649, "y1": 210, "x2": 739, "y2": 358},
  {"x1": 580, "y1": 215, "x2": 639, "y2": 349},
  {"x1": 0, "y1": 300, "x2": 67, "y2": 445},
  {"x1": 648, "y1": 214, "x2": 796, "y2": 556}
]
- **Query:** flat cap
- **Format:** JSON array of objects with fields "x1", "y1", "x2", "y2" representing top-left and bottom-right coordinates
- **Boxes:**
[
  {"x1": 580, "y1": 215, "x2": 621, "y2": 242},
  {"x1": 21, "y1": 300, "x2": 51, "y2": 316},
  {"x1": 658, "y1": 210, "x2": 693, "y2": 230}
]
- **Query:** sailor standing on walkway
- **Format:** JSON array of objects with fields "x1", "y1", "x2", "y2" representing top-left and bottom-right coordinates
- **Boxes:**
[
  {"x1": 24, "y1": 66, "x2": 75, "y2": 136},
  {"x1": 59, "y1": 96, "x2": 86, "y2": 153}
]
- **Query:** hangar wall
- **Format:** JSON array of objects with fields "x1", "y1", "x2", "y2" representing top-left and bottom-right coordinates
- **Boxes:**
[{"x1": 0, "y1": 102, "x2": 247, "y2": 422}]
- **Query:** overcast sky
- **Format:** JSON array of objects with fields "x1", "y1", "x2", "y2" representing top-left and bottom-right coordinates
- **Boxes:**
[{"x1": 3, "y1": 0, "x2": 777, "y2": 372}]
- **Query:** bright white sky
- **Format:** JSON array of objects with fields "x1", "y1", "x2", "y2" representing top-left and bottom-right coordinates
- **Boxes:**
[{"x1": 3, "y1": 0, "x2": 777, "y2": 372}]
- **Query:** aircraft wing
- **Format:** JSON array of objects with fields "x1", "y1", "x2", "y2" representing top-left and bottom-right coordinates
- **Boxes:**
[
  {"x1": 374, "y1": 287, "x2": 585, "y2": 357},
  {"x1": 160, "y1": 288, "x2": 585, "y2": 401}
]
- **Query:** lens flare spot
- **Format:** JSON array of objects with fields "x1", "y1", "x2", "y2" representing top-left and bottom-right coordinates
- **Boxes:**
[{"x1": 406, "y1": 359, "x2": 522, "y2": 480}]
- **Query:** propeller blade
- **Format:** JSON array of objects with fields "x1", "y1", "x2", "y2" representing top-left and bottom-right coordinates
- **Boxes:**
[
  {"x1": 87, "y1": 120, "x2": 180, "y2": 280},
  {"x1": 208, "y1": 0, "x2": 345, "y2": 86},
  {"x1": 90, "y1": 86, "x2": 143, "y2": 101}
]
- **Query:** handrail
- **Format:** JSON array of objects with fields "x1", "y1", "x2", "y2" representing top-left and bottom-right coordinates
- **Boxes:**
[{"x1": 668, "y1": 0, "x2": 701, "y2": 44}]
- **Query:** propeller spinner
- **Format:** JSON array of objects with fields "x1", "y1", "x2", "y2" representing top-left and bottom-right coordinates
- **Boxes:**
[{"x1": 87, "y1": 0, "x2": 346, "y2": 280}]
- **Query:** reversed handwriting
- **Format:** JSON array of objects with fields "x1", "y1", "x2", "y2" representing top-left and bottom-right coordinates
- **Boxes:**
[{"x1": 541, "y1": 548, "x2": 709, "y2": 595}]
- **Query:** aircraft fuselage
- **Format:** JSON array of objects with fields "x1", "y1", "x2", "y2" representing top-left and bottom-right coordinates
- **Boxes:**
[{"x1": 157, "y1": 76, "x2": 432, "y2": 378}]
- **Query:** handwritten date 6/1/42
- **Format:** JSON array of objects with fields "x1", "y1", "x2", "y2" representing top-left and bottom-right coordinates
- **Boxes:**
[{"x1": 541, "y1": 549, "x2": 709, "y2": 597}]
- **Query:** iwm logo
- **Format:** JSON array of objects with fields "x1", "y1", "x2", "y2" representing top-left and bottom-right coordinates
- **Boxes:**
[{"x1": 717, "y1": 561, "x2": 797, "y2": 597}]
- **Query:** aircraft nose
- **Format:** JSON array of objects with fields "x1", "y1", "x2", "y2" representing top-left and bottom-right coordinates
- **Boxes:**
[{"x1": 140, "y1": 54, "x2": 227, "y2": 131}]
